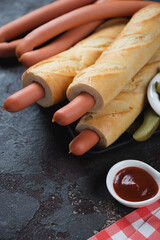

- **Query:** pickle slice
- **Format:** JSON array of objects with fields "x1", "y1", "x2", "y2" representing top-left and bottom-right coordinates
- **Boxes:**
[
  {"x1": 133, "y1": 107, "x2": 160, "y2": 141},
  {"x1": 155, "y1": 82, "x2": 160, "y2": 95}
]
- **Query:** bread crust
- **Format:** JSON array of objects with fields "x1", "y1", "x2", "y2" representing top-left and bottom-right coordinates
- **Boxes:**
[
  {"x1": 67, "y1": 4, "x2": 160, "y2": 111},
  {"x1": 22, "y1": 18, "x2": 127, "y2": 107},
  {"x1": 76, "y1": 49, "x2": 160, "y2": 147}
]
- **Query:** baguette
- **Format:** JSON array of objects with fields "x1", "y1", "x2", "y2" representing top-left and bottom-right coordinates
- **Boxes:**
[
  {"x1": 22, "y1": 18, "x2": 127, "y2": 107},
  {"x1": 76, "y1": 48, "x2": 160, "y2": 147},
  {"x1": 67, "y1": 4, "x2": 160, "y2": 112}
]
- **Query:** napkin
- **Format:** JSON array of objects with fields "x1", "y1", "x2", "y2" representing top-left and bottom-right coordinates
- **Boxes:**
[{"x1": 89, "y1": 199, "x2": 160, "y2": 240}]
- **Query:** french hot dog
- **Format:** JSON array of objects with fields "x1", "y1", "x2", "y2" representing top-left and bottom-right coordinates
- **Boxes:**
[
  {"x1": 70, "y1": 48, "x2": 160, "y2": 155},
  {"x1": 16, "y1": 1, "x2": 153, "y2": 58},
  {"x1": 4, "y1": 18, "x2": 127, "y2": 112},
  {"x1": 3, "y1": 18, "x2": 127, "y2": 113},
  {"x1": 0, "y1": 0, "x2": 95, "y2": 42},
  {"x1": 54, "y1": 3, "x2": 160, "y2": 126},
  {"x1": 65, "y1": 3, "x2": 160, "y2": 118}
]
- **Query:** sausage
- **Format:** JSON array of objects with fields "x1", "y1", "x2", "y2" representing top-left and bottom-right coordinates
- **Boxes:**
[
  {"x1": 0, "y1": 0, "x2": 96, "y2": 42},
  {"x1": 0, "y1": 0, "x2": 114, "y2": 60},
  {"x1": 0, "y1": 1, "x2": 100, "y2": 59},
  {"x1": 52, "y1": 93, "x2": 95, "y2": 125},
  {"x1": 19, "y1": 20, "x2": 103, "y2": 67},
  {"x1": 69, "y1": 129, "x2": 100, "y2": 156},
  {"x1": 3, "y1": 82, "x2": 45, "y2": 112},
  {"x1": 0, "y1": 39, "x2": 22, "y2": 58},
  {"x1": 16, "y1": 1, "x2": 153, "y2": 57},
  {"x1": 53, "y1": 94, "x2": 94, "y2": 125},
  {"x1": 0, "y1": 0, "x2": 117, "y2": 60}
]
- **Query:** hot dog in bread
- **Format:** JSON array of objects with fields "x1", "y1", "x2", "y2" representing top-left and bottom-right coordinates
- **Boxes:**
[
  {"x1": 53, "y1": 3, "x2": 160, "y2": 126},
  {"x1": 4, "y1": 18, "x2": 127, "y2": 112},
  {"x1": 4, "y1": 1, "x2": 154, "y2": 112},
  {"x1": 68, "y1": 3, "x2": 160, "y2": 111},
  {"x1": 70, "y1": 49, "x2": 160, "y2": 155}
]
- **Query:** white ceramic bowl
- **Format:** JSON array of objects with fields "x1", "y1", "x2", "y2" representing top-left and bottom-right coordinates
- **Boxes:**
[
  {"x1": 147, "y1": 73, "x2": 160, "y2": 116},
  {"x1": 106, "y1": 159, "x2": 160, "y2": 208}
]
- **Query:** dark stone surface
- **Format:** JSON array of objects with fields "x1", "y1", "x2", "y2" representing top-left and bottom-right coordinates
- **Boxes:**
[{"x1": 0, "y1": 1, "x2": 160, "y2": 239}]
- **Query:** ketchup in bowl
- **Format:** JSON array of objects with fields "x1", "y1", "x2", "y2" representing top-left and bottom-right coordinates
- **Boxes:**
[{"x1": 113, "y1": 167, "x2": 159, "y2": 202}]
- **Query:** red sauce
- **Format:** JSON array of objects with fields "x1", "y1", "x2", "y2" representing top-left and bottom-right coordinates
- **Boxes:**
[{"x1": 113, "y1": 167, "x2": 159, "y2": 202}]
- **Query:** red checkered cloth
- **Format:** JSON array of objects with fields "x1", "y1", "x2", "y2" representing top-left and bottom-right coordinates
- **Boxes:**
[{"x1": 89, "y1": 199, "x2": 160, "y2": 240}]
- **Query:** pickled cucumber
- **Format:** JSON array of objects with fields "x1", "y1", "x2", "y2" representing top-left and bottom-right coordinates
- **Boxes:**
[
  {"x1": 133, "y1": 107, "x2": 160, "y2": 141},
  {"x1": 155, "y1": 81, "x2": 160, "y2": 95}
]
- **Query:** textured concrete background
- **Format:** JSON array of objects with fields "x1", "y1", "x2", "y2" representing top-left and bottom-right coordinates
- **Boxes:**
[{"x1": 0, "y1": 1, "x2": 160, "y2": 239}]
